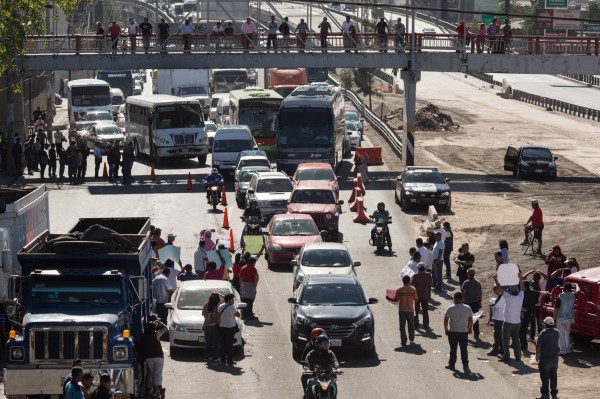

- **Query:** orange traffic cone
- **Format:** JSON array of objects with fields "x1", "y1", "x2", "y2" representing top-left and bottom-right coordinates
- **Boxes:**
[
  {"x1": 349, "y1": 194, "x2": 359, "y2": 212},
  {"x1": 357, "y1": 173, "x2": 366, "y2": 195},
  {"x1": 352, "y1": 177, "x2": 365, "y2": 197},
  {"x1": 222, "y1": 207, "x2": 230, "y2": 229},
  {"x1": 353, "y1": 197, "x2": 370, "y2": 223},
  {"x1": 150, "y1": 163, "x2": 156, "y2": 182},
  {"x1": 102, "y1": 162, "x2": 109, "y2": 178},
  {"x1": 348, "y1": 186, "x2": 358, "y2": 204},
  {"x1": 220, "y1": 186, "x2": 228, "y2": 206},
  {"x1": 187, "y1": 172, "x2": 192, "y2": 190},
  {"x1": 228, "y1": 229, "x2": 235, "y2": 251}
]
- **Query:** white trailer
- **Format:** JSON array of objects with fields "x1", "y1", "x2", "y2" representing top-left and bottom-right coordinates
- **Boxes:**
[{"x1": 155, "y1": 69, "x2": 211, "y2": 114}]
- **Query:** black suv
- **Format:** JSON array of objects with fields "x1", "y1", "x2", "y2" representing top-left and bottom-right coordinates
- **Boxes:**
[
  {"x1": 504, "y1": 145, "x2": 558, "y2": 179},
  {"x1": 394, "y1": 167, "x2": 452, "y2": 211},
  {"x1": 288, "y1": 275, "x2": 378, "y2": 358}
]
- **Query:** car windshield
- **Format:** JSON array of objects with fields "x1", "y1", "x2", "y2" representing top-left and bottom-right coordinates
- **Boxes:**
[
  {"x1": 177, "y1": 287, "x2": 231, "y2": 310},
  {"x1": 31, "y1": 276, "x2": 123, "y2": 306},
  {"x1": 205, "y1": 124, "x2": 217, "y2": 133},
  {"x1": 222, "y1": 106, "x2": 230, "y2": 115},
  {"x1": 296, "y1": 168, "x2": 335, "y2": 182},
  {"x1": 98, "y1": 126, "x2": 122, "y2": 135},
  {"x1": 257, "y1": 178, "x2": 293, "y2": 193},
  {"x1": 301, "y1": 249, "x2": 351, "y2": 267},
  {"x1": 300, "y1": 283, "x2": 365, "y2": 306},
  {"x1": 76, "y1": 122, "x2": 95, "y2": 131},
  {"x1": 521, "y1": 148, "x2": 553, "y2": 161},
  {"x1": 272, "y1": 219, "x2": 319, "y2": 236},
  {"x1": 86, "y1": 112, "x2": 112, "y2": 121},
  {"x1": 111, "y1": 95, "x2": 124, "y2": 105},
  {"x1": 403, "y1": 171, "x2": 446, "y2": 184},
  {"x1": 346, "y1": 122, "x2": 358, "y2": 131},
  {"x1": 213, "y1": 139, "x2": 253, "y2": 153},
  {"x1": 239, "y1": 171, "x2": 257, "y2": 182},
  {"x1": 291, "y1": 189, "x2": 335, "y2": 204},
  {"x1": 211, "y1": 97, "x2": 221, "y2": 107},
  {"x1": 240, "y1": 159, "x2": 270, "y2": 169},
  {"x1": 345, "y1": 113, "x2": 359, "y2": 122}
]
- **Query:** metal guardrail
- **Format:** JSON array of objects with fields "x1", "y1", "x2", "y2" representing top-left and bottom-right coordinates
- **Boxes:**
[
  {"x1": 468, "y1": 72, "x2": 503, "y2": 87},
  {"x1": 329, "y1": 75, "x2": 403, "y2": 160},
  {"x1": 511, "y1": 89, "x2": 600, "y2": 122},
  {"x1": 561, "y1": 74, "x2": 600, "y2": 87}
]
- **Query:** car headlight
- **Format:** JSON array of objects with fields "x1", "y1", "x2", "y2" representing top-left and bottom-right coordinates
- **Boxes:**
[
  {"x1": 11, "y1": 347, "x2": 24, "y2": 360},
  {"x1": 113, "y1": 346, "x2": 128, "y2": 360},
  {"x1": 404, "y1": 190, "x2": 414, "y2": 196},
  {"x1": 325, "y1": 212, "x2": 333, "y2": 220},
  {"x1": 520, "y1": 160, "x2": 529, "y2": 167},
  {"x1": 213, "y1": 161, "x2": 220, "y2": 166},
  {"x1": 549, "y1": 163, "x2": 556, "y2": 169},
  {"x1": 296, "y1": 315, "x2": 314, "y2": 326},
  {"x1": 271, "y1": 244, "x2": 283, "y2": 251},
  {"x1": 354, "y1": 316, "x2": 372, "y2": 327},
  {"x1": 171, "y1": 322, "x2": 186, "y2": 332},
  {"x1": 440, "y1": 191, "x2": 450, "y2": 198}
]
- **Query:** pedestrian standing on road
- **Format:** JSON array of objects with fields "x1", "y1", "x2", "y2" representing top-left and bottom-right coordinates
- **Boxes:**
[
  {"x1": 240, "y1": 18, "x2": 258, "y2": 50},
  {"x1": 266, "y1": 16, "x2": 278, "y2": 52},
  {"x1": 536, "y1": 316, "x2": 560, "y2": 399},
  {"x1": 92, "y1": 374, "x2": 112, "y2": 399},
  {"x1": 48, "y1": 143, "x2": 57, "y2": 177},
  {"x1": 33, "y1": 107, "x2": 43, "y2": 123},
  {"x1": 202, "y1": 292, "x2": 221, "y2": 361},
  {"x1": 498, "y1": 239, "x2": 509, "y2": 263},
  {"x1": 110, "y1": 141, "x2": 121, "y2": 179},
  {"x1": 204, "y1": 254, "x2": 227, "y2": 281},
  {"x1": 375, "y1": 17, "x2": 389, "y2": 52},
  {"x1": 64, "y1": 366, "x2": 84, "y2": 399},
  {"x1": 177, "y1": 264, "x2": 199, "y2": 281},
  {"x1": 53, "y1": 127, "x2": 65, "y2": 145},
  {"x1": 401, "y1": 250, "x2": 420, "y2": 279},
  {"x1": 108, "y1": 21, "x2": 121, "y2": 53},
  {"x1": 231, "y1": 253, "x2": 243, "y2": 293},
  {"x1": 494, "y1": 272, "x2": 525, "y2": 362},
  {"x1": 217, "y1": 293, "x2": 240, "y2": 365},
  {"x1": 520, "y1": 280, "x2": 540, "y2": 352},
  {"x1": 432, "y1": 231, "x2": 445, "y2": 291},
  {"x1": 488, "y1": 285, "x2": 505, "y2": 356},
  {"x1": 387, "y1": 275, "x2": 418, "y2": 346},
  {"x1": 444, "y1": 292, "x2": 473, "y2": 374},
  {"x1": 151, "y1": 267, "x2": 174, "y2": 327},
  {"x1": 128, "y1": 18, "x2": 138, "y2": 53},
  {"x1": 96, "y1": 22, "x2": 105, "y2": 51},
  {"x1": 12, "y1": 137, "x2": 23, "y2": 175},
  {"x1": 553, "y1": 282, "x2": 576, "y2": 355},
  {"x1": 394, "y1": 18, "x2": 406, "y2": 52},
  {"x1": 341, "y1": 15, "x2": 354, "y2": 52},
  {"x1": 157, "y1": 18, "x2": 169, "y2": 52},
  {"x1": 177, "y1": 18, "x2": 194, "y2": 53},
  {"x1": 93, "y1": 142, "x2": 102, "y2": 180},
  {"x1": 416, "y1": 237, "x2": 433, "y2": 272},
  {"x1": 77, "y1": 141, "x2": 89, "y2": 179},
  {"x1": 163, "y1": 258, "x2": 181, "y2": 292},
  {"x1": 152, "y1": 228, "x2": 166, "y2": 251},
  {"x1": 240, "y1": 257, "x2": 259, "y2": 320},
  {"x1": 59, "y1": 79, "x2": 65, "y2": 97},
  {"x1": 80, "y1": 372, "x2": 94, "y2": 399},
  {"x1": 443, "y1": 221, "x2": 453, "y2": 279},
  {"x1": 412, "y1": 263, "x2": 432, "y2": 330},
  {"x1": 279, "y1": 17, "x2": 291, "y2": 50},
  {"x1": 57, "y1": 143, "x2": 66, "y2": 179},
  {"x1": 461, "y1": 268, "x2": 482, "y2": 340},
  {"x1": 455, "y1": 243, "x2": 474, "y2": 286},
  {"x1": 295, "y1": 19, "x2": 308, "y2": 50},
  {"x1": 139, "y1": 321, "x2": 165, "y2": 399},
  {"x1": 140, "y1": 18, "x2": 153, "y2": 53},
  {"x1": 318, "y1": 17, "x2": 332, "y2": 52},
  {"x1": 122, "y1": 141, "x2": 135, "y2": 184},
  {"x1": 39, "y1": 147, "x2": 49, "y2": 179},
  {"x1": 193, "y1": 240, "x2": 209, "y2": 279}
]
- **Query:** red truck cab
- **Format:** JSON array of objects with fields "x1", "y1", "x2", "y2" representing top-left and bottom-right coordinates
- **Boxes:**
[{"x1": 540, "y1": 267, "x2": 600, "y2": 342}]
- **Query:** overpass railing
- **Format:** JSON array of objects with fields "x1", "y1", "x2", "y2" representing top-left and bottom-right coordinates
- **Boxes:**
[{"x1": 22, "y1": 33, "x2": 600, "y2": 56}]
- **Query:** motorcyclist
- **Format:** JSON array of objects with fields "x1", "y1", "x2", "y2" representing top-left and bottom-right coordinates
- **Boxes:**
[
  {"x1": 304, "y1": 335, "x2": 340, "y2": 399},
  {"x1": 241, "y1": 199, "x2": 263, "y2": 249},
  {"x1": 300, "y1": 328, "x2": 326, "y2": 390},
  {"x1": 370, "y1": 202, "x2": 392, "y2": 251},
  {"x1": 204, "y1": 168, "x2": 223, "y2": 203}
]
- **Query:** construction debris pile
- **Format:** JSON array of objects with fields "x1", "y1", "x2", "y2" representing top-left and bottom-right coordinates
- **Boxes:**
[{"x1": 415, "y1": 104, "x2": 460, "y2": 131}]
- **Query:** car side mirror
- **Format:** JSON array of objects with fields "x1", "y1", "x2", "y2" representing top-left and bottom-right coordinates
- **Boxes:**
[
  {"x1": 336, "y1": 176, "x2": 341, "y2": 182},
  {"x1": 164, "y1": 303, "x2": 173, "y2": 309},
  {"x1": 290, "y1": 260, "x2": 298, "y2": 267},
  {"x1": 262, "y1": 231, "x2": 270, "y2": 236},
  {"x1": 320, "y1": 230, "x2": 328, "y2": 237},
  {"x1": 368, "y1": 297, "x2": 379, "y2": 304},
  {"x1": 353, "y1": 261, "x2": 361, "y2": 267},
  {"x1": 445, "y1": 178, "x2": 451, "y2": 182},
  {"x1": 338, "y1": 200, "x2": 344, "y2": 205},
  {"x1": 396, "y1": 177, "x2": 402, "y2": 181},
  {"x1": 287, "y1": 297, "x2": 297, "y2": 304},
  {"x1": 554, "y1": 156, "x2": 558, "y2": 161}
]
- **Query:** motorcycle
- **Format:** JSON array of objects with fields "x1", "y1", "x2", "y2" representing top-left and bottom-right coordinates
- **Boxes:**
[
  {"x1": 302, "y1": 366, "x2": 342, "y2": 399},
  {"x1": 240, "y1": 215, "x2": 263, "y2": 250},
  {"x1": 369, "y1": 216, "x2": 392, "y2": 255},
  {"x1": 205, "y1": 181, "x2": 222, "y2": 212}
]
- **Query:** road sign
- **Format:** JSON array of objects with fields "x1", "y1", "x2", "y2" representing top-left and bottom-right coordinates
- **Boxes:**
[
  {"x1": 553, "y1": 10, "x2": 581, "y2": 29},
  {"x1": 482, "y1": 14, "x2": 503, "y2": 24},
  {"x1": 583, "y1": 23, "x2": 600, "y2": 31},
  {"x1": 536, "y1": 9, "x2": 554, "y2": 30},
  {"x1": 546, "y1": 0, "x2": 567, "y2": 7},
  {"x1": 373, "y1": 103, "x2": 390, "y2": 119}
]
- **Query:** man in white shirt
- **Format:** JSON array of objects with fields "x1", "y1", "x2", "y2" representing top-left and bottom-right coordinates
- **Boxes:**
[
  {"x1": 341, "y1": 15, "x2": 354, "y2": 51},
  {"x1": 212, "y1": 21, "x2": 224, "y2": 49},
  {"x1": 494, "y1": 272, "x2": 525, "y2": 362},
  {"x1": 128, "y1": 19, "x2": 138, "y2": 53},
  {"x1": 218, "y1": 294, "x2": 241, "y2": 365},
  {"x1": 163, "y1": 259, "x2": 180, "y2": 292},
  {"x1": 194, "y1": 240, "x2": 209, "y2": 279},
  {"x1": 488, "y1": 285, "x2": 506, "y2": 356},
  {"x1": 151, "y1": 268, "x2": 174, "y2": 326},
  {"x1": 240, "y1": 17, "x2": 258, "y2": 49},
  {"x1": 434, "y1": 220, "x2": 446, "y2": 241},
  {"x1": 432, "y1": 232, "x2": 445, "y2": 291},
  {"x1": 177, "y1": 18, "x2": 194, "y2": 52},
  {"x1": 416, "y1": 237, "x2": 433, "y2": 272}
]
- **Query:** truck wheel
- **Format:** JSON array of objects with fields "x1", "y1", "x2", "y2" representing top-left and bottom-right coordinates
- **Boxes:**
[{"x1": 198, "y1": 154, "x2": 207, "y2": 166}]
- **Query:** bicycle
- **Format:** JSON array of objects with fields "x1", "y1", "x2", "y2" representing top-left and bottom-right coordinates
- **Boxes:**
[{"x1": 521, "y1": 226, "x2": 540, "y2": 255}]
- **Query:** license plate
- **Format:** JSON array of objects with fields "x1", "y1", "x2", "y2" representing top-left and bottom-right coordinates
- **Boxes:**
[
  {"x1": 198, "y1": 336, "x2": 204, "y2": 342},
  {"x1": 535, "y1": 169, "x2": 543, "y2": 173},
  {"x1": 329, "y1": 339, "x2": 341, "y2": 347}
]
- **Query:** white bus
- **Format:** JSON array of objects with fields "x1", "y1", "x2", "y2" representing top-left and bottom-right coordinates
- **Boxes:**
[
  {"x1": 126, "y1": 95, "x2": 209, "y2": 165},
  {"x1": 67, "y1": 79, "x2": 112, "y2": 124}
]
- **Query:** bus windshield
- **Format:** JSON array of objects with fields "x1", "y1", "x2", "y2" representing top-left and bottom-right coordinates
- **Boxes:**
[
  {"x1": 278, "y1": 109, "x2": 332, "y2": 147},
  {"x1": 239, "y1": 109, "x2": 278, "y2": 139},
  {"x1": 71, "y1": 86, "x2": 111, "y2": 107},
  {"x1": 156, "y1": 103, "x2": 204, "y2": 129}
]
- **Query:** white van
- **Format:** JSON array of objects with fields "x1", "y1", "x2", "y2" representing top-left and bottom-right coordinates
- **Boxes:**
[
  {"x1": 209, "y1": 93, "x2": 229, "y2": 122},
  {"x1": 216, "y1": 97, "x2": 230, "y2": 126},
  {"x1": 212, "y1": 125, "x2": 256, "y2": 172},
  {"x1": 110, "y1": 88, "x2": 125, "y2": 114}
]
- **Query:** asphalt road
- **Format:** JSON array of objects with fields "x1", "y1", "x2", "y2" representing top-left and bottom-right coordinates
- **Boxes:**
[{"x1": 18, "y1": 138, "x2": 528, "y2": 399}]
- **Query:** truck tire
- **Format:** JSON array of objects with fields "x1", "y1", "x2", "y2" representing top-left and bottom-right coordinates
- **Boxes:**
[{"x1": 53, "y1": 240, "x2": 109, "y2": 254}]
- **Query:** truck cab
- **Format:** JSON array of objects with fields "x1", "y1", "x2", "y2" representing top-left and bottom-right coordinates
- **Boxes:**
[{"x1": 4, "y1": 218, "x2": 152, "y2": 398}]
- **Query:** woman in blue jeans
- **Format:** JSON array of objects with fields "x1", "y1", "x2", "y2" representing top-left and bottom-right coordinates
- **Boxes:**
[{"x1": 202, "y1": 293, "x2": 221, "y2": 360}]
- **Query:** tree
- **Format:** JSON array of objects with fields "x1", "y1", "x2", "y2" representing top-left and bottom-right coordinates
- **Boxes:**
[
  {"x1": 0, "y1": 1, "x2": 78, "y2": 76},
  {"x1": 339, "y1": 69, "x2": 354, "y2": 90},
  {"x1": 587, "y1": 1, "x2": 600, "y2": 20},
  {"x1": 352, "y1": 68, "x2": 376, "y2": 110}
]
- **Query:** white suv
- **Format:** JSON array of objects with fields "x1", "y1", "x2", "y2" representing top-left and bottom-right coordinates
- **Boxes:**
[{"x1": 246, "y1": 171, "x2": 293, "y2": 219}]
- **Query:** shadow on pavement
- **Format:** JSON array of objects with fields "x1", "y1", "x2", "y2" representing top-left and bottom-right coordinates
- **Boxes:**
[
  {"x1": 394, "y1": 343, "x2": 427, "y2": 355},
  {"x1": 452, "y1": 370, "x2": 485, "y2": 381}
]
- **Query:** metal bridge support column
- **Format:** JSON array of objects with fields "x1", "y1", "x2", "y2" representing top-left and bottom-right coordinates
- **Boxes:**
[{"x1": 401, "y1": 70, "x2": 421, "y2": 166}]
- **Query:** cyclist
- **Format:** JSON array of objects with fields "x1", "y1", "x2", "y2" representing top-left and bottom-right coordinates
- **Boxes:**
[{"x1": 523, "y1": 198, "x2": 543, "y2": 254}]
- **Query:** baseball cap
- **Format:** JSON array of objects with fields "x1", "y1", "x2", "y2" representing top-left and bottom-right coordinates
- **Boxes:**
[
  {"x1": 531, "y1": 198, "x2": 538, "y2": 204},
  {"x1": 543, "y1": 316, "x2": 554, "y2": 326},
  {"x1": 168, "y1": 232, "x2": 177, "y2": 238}
]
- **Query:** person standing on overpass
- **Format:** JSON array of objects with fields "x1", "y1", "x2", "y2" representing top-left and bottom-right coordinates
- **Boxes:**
[
  {"x1": 375, "y1": 17, "x2": 389, "y2": 52},
  {"x1": 341, "y1": 15, "x2": 354, "y2": 52},
  {"x1": 295, "y1": 19, "x2": 309, "y2": 50},
  {"x1": 318, "y1": 17, "x2": 332, "y2": 52},
  {"x1": 394, "y1": 18, "x2": 406, "y2": 52},
  {"x1": 241, "y1": 17, "x2": 258, "y2": 50}
]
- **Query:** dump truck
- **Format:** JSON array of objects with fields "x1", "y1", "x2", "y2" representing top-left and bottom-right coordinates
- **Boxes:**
[{"x1": 4, "y1": 217, "x2": 153, "y2": 398}]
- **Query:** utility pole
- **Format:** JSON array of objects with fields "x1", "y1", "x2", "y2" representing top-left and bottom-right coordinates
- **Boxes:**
[{"x1": 5, "y1": 72, "x2": 16, "y2": 176}]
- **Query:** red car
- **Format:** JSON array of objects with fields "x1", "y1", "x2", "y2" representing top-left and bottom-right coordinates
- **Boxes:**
[
  {"x1": 292, "y1": 163, "x2": 340, "y2": 198},
  {"x1": 287, "y1": 180, "x2": 343, "y2": 240},
  {"x1": 263, "y1": 214, "x2": 324, "y2": 268}
]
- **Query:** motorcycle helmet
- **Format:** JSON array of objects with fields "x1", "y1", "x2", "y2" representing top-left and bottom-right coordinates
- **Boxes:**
[
  {"x1": 249, "y1": 199, "x2": 258, "y2": 207},
  {"x1": 315, "y1": 334, "x2": 330, "y2": 350},
  {"x1": 310, "y1": 328, "x2": 326, "y2": 342},
  {"x1": 531, "y1": 198, "x2": 538, "y2": 205},
  {"x1": 377, "y1": 202, "x2": 385, "y2": 211},
  {"x1": 211, "y1": 168, "x2": 219, "y2": 175}
]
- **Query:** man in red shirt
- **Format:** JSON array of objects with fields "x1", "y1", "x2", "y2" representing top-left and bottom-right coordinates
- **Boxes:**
[
  {"x1": 523, "y1": 198, "x2": 544, "y2": 254},
  {"x1": 239, "y1": 257, "x2": 259, "y2": 320},
  {"x1": 107, "y1": 21, "x2": 121, "y2": 53}
]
